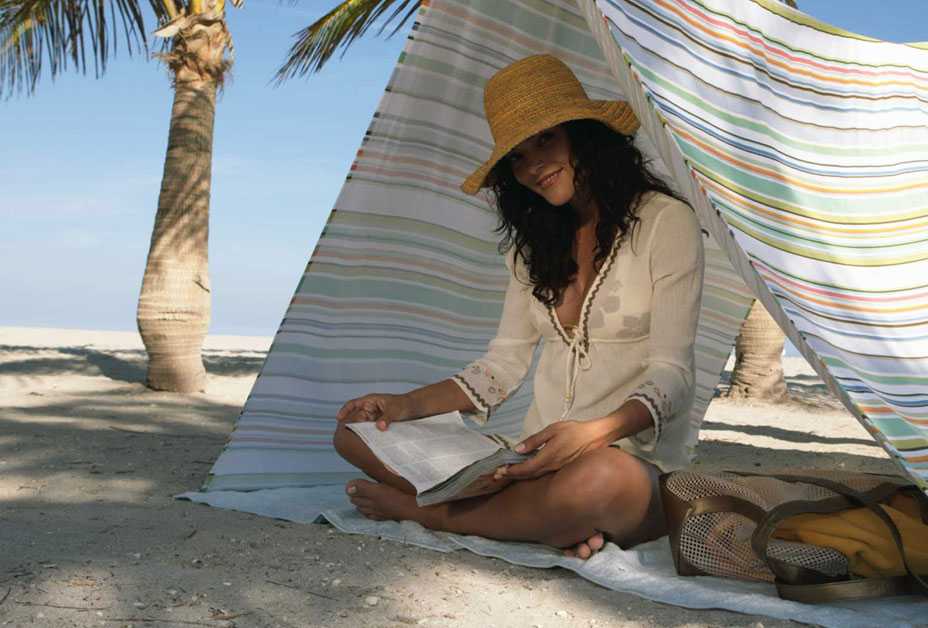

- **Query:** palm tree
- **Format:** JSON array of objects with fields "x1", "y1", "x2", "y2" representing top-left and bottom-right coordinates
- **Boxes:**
[
  {"x1": 137, "y1": 2, "x2": 236, "y2": 392},
  {"x1": 1, "y1": 0, "x2": 237, "y2": 392},
  {"x1": 724, "y1": 300, "x2": 789, "y2": 402},
  {"x1": 0, "y1": 0, "x2": 415, "y2": 392},
  {"x1": 141, "y1": 0, "x2": 420, "y2": 391}
]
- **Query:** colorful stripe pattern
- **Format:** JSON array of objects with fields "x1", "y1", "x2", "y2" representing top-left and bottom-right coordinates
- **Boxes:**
[
  {"x1": 200, "y1": 0, "x2": 754, "y2": 493},
  {"x1": 587, "y1": 0, "x2": 928, "y2": 489}
]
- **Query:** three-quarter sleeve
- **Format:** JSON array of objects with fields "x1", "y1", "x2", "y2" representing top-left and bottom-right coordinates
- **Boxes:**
[
  {"x1": 451, "y1": 252, "x2": 541, "y2": 424},
  {"x1": 627, "y1": 201, "x2": 704, "y2": 450}
]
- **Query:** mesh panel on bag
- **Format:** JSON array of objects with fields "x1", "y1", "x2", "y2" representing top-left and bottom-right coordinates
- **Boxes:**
[
  {"x1": 680, "y1": 512, "x2": 774, "y2": 581},
  {"x1": 664, "y1": 471, "x2": 837, "y2": 510},
  {"x1": 666, "y1": 470, "x2": 896, "y2": 510},
  {"x1": 666, "y1": 472, "x2": 767, "y2": 506},
  {"x1": 678, "y1": 512, "x2": 849, "y2": 581},
  {"x1": 768, "y1": 539, "x2": 848, "y2": 577},
  {"x1": 747, "y1": 476, "x2": 836, "y2": 506},
  {"x1": 667, "y1": 471, "x2": 866, "y2": 582}
]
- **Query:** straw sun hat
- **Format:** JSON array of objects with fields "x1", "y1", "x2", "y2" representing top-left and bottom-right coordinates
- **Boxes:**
[{"x1": 461, "y1": 54, "x2": 639, "y2": 195}]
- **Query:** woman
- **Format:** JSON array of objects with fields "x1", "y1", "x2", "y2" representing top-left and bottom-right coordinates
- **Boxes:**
[{"x1": 333, "y1": 55, "x2": 704, "y2": 558}]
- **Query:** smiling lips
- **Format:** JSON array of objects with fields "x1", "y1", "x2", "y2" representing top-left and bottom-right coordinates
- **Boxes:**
[{"x1": 536, "y1": 168, "x2": 562, "y2": 189}]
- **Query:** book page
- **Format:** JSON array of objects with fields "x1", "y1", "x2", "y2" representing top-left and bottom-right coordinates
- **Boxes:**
[{"x1": 345, "y1": 412, "x2": 502, "y2": 494}]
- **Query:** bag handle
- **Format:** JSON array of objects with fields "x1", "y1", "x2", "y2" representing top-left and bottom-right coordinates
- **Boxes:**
[
  {"x1": 750, "y1": 474, "x2": 928, "y2": 601},
  {"x1": 775, "y1": 575, "x2": 920, "y2": 603}
]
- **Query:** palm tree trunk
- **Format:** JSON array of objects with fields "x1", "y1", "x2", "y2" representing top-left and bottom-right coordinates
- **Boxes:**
[
  {"x1": 725, "y1": 300, "x2": 789, "y2": 402},
  {"x1": 137, "y1": 15, "x2": 231, "y2": 392}
]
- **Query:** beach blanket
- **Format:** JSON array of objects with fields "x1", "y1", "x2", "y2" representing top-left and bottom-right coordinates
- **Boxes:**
[{"x1": 180, "y1": 0, "x2": 928, "y2": 624}]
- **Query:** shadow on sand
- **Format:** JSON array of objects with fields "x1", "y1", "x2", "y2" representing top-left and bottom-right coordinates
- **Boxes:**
[
  {"x1": 0, "y1": 344, "x2": 266, "y2": 383},
  {"x1": 0, "y1": 343, "x2": 902, "y2": 627}
]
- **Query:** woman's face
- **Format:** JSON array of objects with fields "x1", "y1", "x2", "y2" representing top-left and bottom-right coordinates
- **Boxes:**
[{"x1": 508, "y1": 125, "x2": 577, "y2": 207}]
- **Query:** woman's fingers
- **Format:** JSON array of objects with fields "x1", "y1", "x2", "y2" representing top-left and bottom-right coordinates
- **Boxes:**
[
  {"x1": 338, "y1": 397, "x2": 373, "y2": 420},
  {"x1": 514, "y1": 424, "x2": 555, "y2": 453},
  {"x1": 336, "y1": 398, "x2": 360, "y2": 421},
  {"x1": 501, "y1": 428, "x2": 560, "y2": 479},
  {"x1": 337, "y1": 396, "x2": 386, "y2": 424},
  {"x1": 337, "y1": 393, "x2": 411, "y2": 429},
  {"x1": 499, "y1": 449, "x2": 552, "y2": 480}
]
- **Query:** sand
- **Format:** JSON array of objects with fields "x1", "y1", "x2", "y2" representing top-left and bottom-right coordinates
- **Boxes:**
[{"x1": 0, "y1": 326, "x2": 897, "y2": 627}]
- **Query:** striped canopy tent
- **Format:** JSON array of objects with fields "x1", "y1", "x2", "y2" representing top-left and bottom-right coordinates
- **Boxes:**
[{"x1": 194, "y1": 0, "x2": 928, "y2": 502}]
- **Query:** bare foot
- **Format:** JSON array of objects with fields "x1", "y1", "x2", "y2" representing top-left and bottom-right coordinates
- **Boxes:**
[
  {"x1": 346, "y1": 479, "x2": 435, "y2": 526},
  {"x1": 563, "y1": 531, "x2": 605, "y2": 559}
]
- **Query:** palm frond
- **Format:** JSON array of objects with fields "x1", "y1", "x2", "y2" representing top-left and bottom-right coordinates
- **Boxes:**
[
  {"x1": 0, "y1": 0, "x2": 169, "y2": 97},
  {"x1": 274, "y1": 0, "x2": 419, "y2": 83}
]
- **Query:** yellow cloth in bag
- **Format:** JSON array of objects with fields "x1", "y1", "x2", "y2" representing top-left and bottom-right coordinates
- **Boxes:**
[{"x1": 773, "y1": 495, "x2": 928, "y2": 578}]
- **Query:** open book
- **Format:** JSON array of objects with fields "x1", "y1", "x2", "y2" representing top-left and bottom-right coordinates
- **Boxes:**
[{"x1": 345, "y1": 411, "x2": 529, "y2": 506}]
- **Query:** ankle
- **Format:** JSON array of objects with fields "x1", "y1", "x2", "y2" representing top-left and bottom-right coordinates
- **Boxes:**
[{"x1": 420, "y1": 503, "x2": 450, "y2": 532}]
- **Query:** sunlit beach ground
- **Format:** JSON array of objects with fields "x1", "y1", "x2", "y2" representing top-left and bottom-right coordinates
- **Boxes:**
[{"x1": 0, "y1": 326, "x2": 893, "y2": 627}]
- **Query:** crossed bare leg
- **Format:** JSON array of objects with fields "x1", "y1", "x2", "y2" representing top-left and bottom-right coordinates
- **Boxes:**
[{"x1": 333, "y1": 423, "x2": 664, "y2": 555}]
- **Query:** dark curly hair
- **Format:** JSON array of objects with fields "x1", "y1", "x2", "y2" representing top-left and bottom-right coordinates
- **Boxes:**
[{"x1": 488, "y1": 118, "x2": 680, "y2": 306}]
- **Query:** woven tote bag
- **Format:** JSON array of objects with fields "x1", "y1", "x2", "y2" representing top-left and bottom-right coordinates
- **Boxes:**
[{"x1": 660, "y1": 470, "x2": 928, "y2": 602}]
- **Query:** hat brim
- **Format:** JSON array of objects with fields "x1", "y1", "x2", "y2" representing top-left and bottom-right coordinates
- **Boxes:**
[{"x1": 460, "y1": 99, "x2": 639, "y2": 195}]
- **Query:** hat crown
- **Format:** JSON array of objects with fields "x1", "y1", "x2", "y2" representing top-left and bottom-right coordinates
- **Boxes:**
[
  {"x1": 460, "y1": 54, "x2": 638, "y2": 195},
  {"x1": 483, "y1": 55, "x2": 588, "y2": 145}
]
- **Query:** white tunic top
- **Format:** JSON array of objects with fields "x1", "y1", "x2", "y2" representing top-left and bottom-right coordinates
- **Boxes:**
[{"x1": 451, "y1": 192, "x2": 704, "y2": 472}]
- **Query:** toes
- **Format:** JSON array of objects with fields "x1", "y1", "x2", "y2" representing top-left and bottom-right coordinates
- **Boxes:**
[
  {"x1": 587, "y1": 532, "x2": 605, "y2": 552},
  {"x1": 576, "y1": 542, "x2": 592, "y2": 560},
  {"x1": 351, "y1": 498, "x2": 380, "y2": 520},
  {"x1": 358, "y1": 507, "x2": 378, "y2": 519},
  {"x1": 346, "y1": 478, "x2": 379, "y2": 497}
]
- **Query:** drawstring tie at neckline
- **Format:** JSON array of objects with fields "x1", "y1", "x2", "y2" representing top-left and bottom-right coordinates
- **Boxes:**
[{"x1": 561, "y1": 330, "x2": 592, "y2": 418}]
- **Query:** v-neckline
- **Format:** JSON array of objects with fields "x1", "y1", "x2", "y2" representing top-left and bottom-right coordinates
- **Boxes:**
[{"x1": 548, "y1": 233, "x2": 621, "y2": 347}]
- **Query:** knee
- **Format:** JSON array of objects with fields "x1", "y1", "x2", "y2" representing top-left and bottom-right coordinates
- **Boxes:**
[
  {"x1": 332, "y1": 422, "x2": 358, "y2": 461},
  {"x1": 550, "y1": 449, "x2": 640, "y2": 514}
]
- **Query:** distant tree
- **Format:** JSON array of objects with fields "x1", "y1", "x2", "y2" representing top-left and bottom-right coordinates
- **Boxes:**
[
  {"x1": 0, "y1": 0, "x2": 416, "y2": 392},
  {"x1": 724, "y1": 300, "x2": 789, "y2": 402},
  {"x1": 1, "y1": 0, "x2": 238, "y2": 392}
]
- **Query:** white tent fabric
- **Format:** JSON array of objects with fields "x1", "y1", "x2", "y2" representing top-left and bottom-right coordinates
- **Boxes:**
[{"x1": 588, "y1": 0, "x2": 928, "y2": 491}]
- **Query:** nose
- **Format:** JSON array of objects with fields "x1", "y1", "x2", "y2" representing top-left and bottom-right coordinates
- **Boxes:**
[{"x1": 527, "y1": 152, "x2": 545, "y2": 174}]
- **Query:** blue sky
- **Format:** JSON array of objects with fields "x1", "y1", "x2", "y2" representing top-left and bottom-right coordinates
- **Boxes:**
[{"x1": 2, "y1": 1, "x2": 925, "y2": 336}]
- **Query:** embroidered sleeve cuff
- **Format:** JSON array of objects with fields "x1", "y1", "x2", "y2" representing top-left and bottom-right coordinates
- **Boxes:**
[
  {"x1": 627, "y1": 380, "x2": 671, "y2": 452},
  {"x1": 451, "y1": 362, "x2": 511, "y2": 425}
]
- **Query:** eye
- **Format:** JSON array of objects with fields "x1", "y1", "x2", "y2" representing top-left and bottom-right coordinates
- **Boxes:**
[{"x1": 508, "y1": 152, "x2": 523, "y2": 164}]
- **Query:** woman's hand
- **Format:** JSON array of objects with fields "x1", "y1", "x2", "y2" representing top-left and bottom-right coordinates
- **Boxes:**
[
  {"x1": 336, "y1": 393, "x2": 414, "y2": 431},
  {"x1": 495, "y1": 418, "x2": 616, "y2": 481}
]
